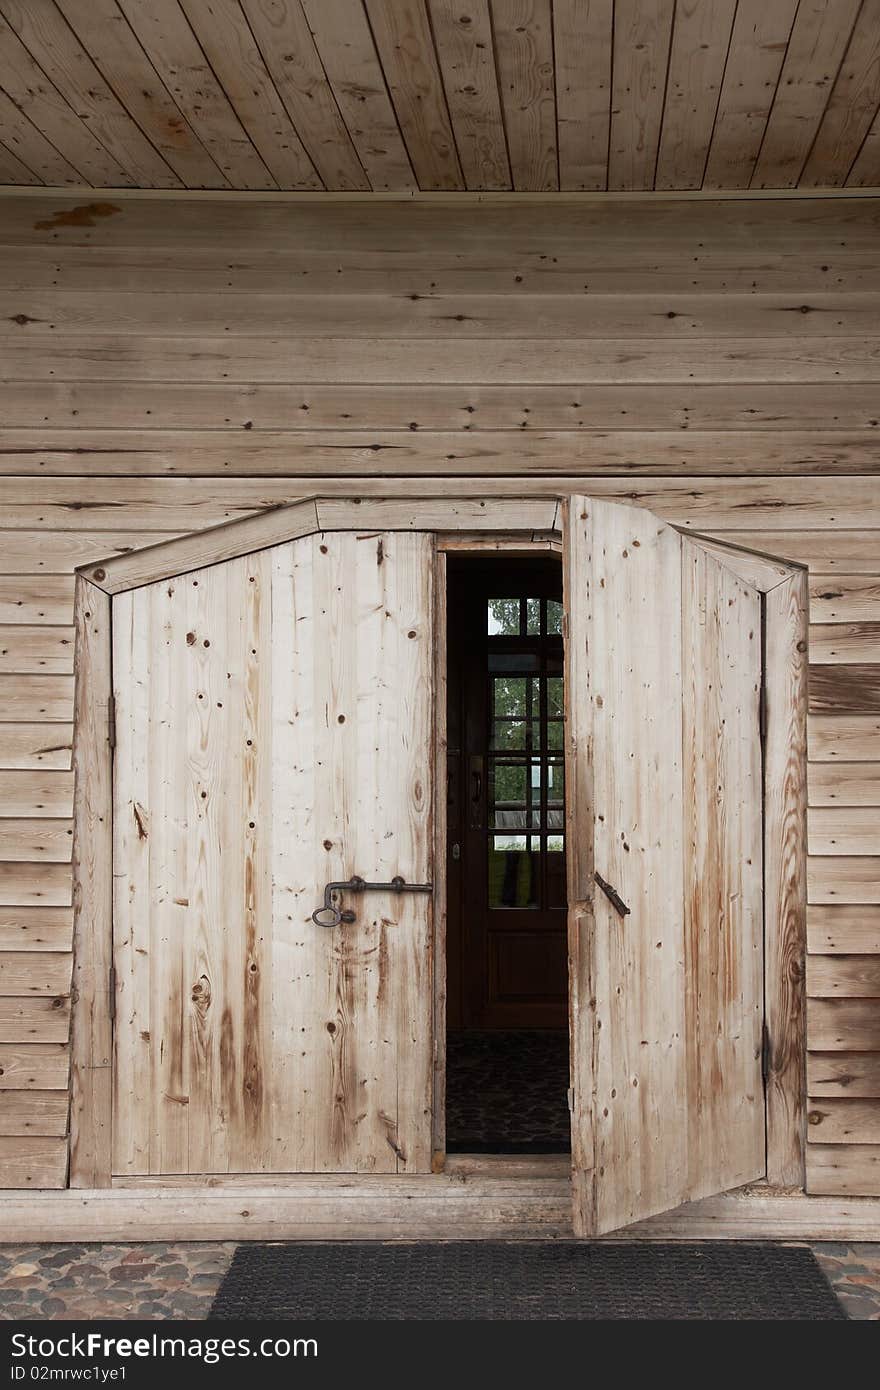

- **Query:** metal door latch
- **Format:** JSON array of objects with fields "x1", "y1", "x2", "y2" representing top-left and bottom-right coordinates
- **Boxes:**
[
  {"x1": 312, "y1": 875, "x2": 433, "y2": 928},
  {"x1": 594, "y1": 871, "x2": 631, "y2": 918}
]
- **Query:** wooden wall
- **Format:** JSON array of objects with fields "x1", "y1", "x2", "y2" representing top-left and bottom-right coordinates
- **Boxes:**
[{"x1": 0, "y1": 191, "x2": 877, "y2": 1195}]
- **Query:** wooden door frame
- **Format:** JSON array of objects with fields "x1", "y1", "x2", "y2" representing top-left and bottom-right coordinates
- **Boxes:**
[{"x1": 69, "y1": 495, "x2": 806, "y2": 1193}]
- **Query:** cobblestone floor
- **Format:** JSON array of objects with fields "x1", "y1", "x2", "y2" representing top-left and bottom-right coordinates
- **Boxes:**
[{"x1": 0, "y1": 1241, "x2": 876, "y2": 1320}]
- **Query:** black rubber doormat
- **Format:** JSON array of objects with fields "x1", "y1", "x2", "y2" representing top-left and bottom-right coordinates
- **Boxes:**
[{"x1": 208, "y1": 1241, "x2": 844, "y2": 1320}]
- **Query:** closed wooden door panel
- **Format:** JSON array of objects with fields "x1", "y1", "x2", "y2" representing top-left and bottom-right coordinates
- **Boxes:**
[
  {"x1": 566, "y1": 498, "x2": 764, "y2": 1235},
  {"x1": 112, "y1": 531, "x2": 434, "y2": 1176}
]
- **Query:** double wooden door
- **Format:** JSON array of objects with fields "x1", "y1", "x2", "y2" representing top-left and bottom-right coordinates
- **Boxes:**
[{"x1": 109, "y1": 500, "x2": 765, "y2": 1234}]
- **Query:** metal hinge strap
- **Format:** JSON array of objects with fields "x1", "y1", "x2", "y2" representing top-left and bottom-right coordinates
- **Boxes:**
[
  {"x1": 761, "y1": 1021, "x2": 771, "y2": 1086},
  {"x1": 108, "y1": 965, "x2": 117, "y2": 1022},
  {"x1": 107, "y1": 693, "x2": 117, "y2": 751}
]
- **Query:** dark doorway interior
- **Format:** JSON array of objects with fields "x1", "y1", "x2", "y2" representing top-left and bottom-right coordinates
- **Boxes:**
[{"x1": 445, "y1": 557, "x2": 570, "y2": 1153}]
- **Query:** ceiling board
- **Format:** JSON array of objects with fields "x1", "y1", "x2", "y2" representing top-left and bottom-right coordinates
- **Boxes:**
[{"x1": 0, "y1": 0, "x2": 877, "y2": 193}]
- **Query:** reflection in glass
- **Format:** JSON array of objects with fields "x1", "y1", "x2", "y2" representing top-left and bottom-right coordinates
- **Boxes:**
[
  {"x1": 488, "y1": 834, "x2": 538, "y2": 908},
  {"x1": 487, "y1": 598, "x2": 521, "y2": 635},
  {"x1": 547, "y1": 600, "x2": 563, "y2": 635},
  {"x1": 525, "y1": 597, "x2": 541, "y2": 635},
  {"x1": 493, "y1": 676, "x2": 527, "y2": 717},
  {"x1": 491, "y1": 719, "x2": 527, "y2": 751},
  {"x1": 547, "y1": 676, "x2": 563, "y2": 716}
]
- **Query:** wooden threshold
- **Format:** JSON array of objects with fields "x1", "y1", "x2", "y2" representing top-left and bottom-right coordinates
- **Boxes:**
[{"x1": 0, "y1": 1181, "x2": 878, "y2": 1243}]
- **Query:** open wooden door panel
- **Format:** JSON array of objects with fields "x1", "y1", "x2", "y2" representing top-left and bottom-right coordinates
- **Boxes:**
[
  {"x1": 565, "y1": 498, "x2": 765, "y2": 1236},
  {"x1": 111, "y1": 530, "x2": 435, "y2": 1176}
]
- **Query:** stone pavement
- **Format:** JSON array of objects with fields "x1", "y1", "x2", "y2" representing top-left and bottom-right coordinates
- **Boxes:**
[{"x1": 0, "y1": 1241, "x2": 876, "y2": 1320}]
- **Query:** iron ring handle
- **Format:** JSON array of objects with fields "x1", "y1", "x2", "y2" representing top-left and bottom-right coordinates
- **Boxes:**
[{"x1": 312, "y1": 903, "x2": 343, "y2": 928}]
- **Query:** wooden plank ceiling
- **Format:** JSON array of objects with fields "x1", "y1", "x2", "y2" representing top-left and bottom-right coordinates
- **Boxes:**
[{"x1": 0, "y1": 0, "x2": 877, "y2": 193}]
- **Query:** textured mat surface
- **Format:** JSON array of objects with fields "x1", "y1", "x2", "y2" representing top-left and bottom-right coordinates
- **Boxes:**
[
  {"x1": 445, "y1": 1029, "x2": 570, "y2": 1152},
  {"x1": 208, "y1": 1241, "x2": 844, "y2": 1320}
]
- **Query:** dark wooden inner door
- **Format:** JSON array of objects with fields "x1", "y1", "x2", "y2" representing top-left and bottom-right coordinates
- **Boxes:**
[{"x1": 446, "y1": 558, "x2": 568, "y2": 1030}]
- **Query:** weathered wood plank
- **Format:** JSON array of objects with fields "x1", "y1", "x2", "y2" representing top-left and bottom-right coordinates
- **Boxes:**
[
  {"x1": 115, "y1": 0, "x2": 274, "y2": 190},
  {"x1": 0, "y1": 676, "x2": 73, "y2": 721},
  {"x1": 808, "y1": 1052, "x2": 880, "y2": 1097},
  {"x1": 552, "y1": 0, "x2": 612, "y2": 190},
  {"x1": 810, "y1": 623, "x2": 880, "y2": 664},
  {"x1": 808, "y1": 998, "x2": 880, "y2": 1050},
  {"x1": 0, "y1": 728, "x2": 72, "y2": 772},
  {"x1": 1, "y1": 476, "x2": 880, "y2": 532},
  {"x1": 6, "y1": 383, "x2": 880, "y2": 433},
  {"x1": 364, "y1": 0, "x2": 462, "y2": 191},
  {"x1": 809, "y1": 577, "x2": 880, "y2": 624},
  {"x1": 809, "y1": 665, "x2": 880, "y2": 713},
  {"x1": 808, "y1": 856, "x2": 880, "y2": 904},
  {"x1": 752, "y1": 0, "x2": 862, "y2": 188},
  {"x1": 808, "y1": 1098, "x2": 880, "y2": 1145},
  {"x1": 4, "y1": 433, "x2": 880, "y2": 480},
  {"x1": 0, "y1": 1091, "x2": 68, "y2": 1137},
  {"x1": 176, "y1": 0, "x2": 320, "y2": 189},
  {"x1": 69, "y1": 579, "x2": 112, "y2": 1187},
  {"x1": 0, "y1": 953, "x2": 71, "y2": 997},
  {"x1": 807, "y1": 955, "x2": 880, "y2": 998},
  {"x1": 53, "y1": 0, "x2": 229, "y2": 189},
  {"x1": 0, "y1": 1136, "x2": 67, "y2": 1187},
  {"x1": 300, "y1": 0, "x2": 415, "y2": 190},
  {"x1": 0, "y1": 577, "x2": 75, "y2": 625},
  {"x1": 238, "y1": 0, "x2": 369, "y2": 191},
  {"x1": 608, "y1": 0, "x2": 675, "y2": 191},
  {"x1": 807, "y1": 1144, "x2": 880, "y2": 1196},
  {"x1": 429, "y1": 0, "x2": 510, "y2": 190},
  {"x1": 802, "y1": 0, "x2": 880, "y2": 188},
  {"x1": 0, "y1": 627, "x2": 74, "y2": 674},
  {"x1": 0, "y1": 533, "x2": 181, "y2": 575},
  {"x1": 0, "y1": 997, "x2": 69, "y2": 1043},
  {"x1": 492, "y1": 0, "x2": 558, "y2": 192},
  {"x1": 0, "y1": 907, "x2": 72, "y2": 953},
  {"x1": 807, "y1": 903, "x2": 880, "y2": 953},
  {"x1": 764, "y1": 571, "x2": 809, "y2": 1187},
  {"x1": 0, "y1": 820, "x2": 73, "y2": 863},
  {"x1": 655, "y1": 0, "x2": 737, "y2": 190},
  {"x1": 703, "y1": 0, "x2": 800, "y2": 188},
  {"x1": 0, "y1": 772, "x2": 74, "y2": 817},
  {"x1": 809, "y1": 807, "x2": 880, "y2": 855},
  {"x1": 4, "y1": 333, "x2": 880, "y2": 383},
  {"x1": 809, "y1": 763, "x2": 880, "y2": 806},
  {"x1": 8, "y1": 289, "x2": 878, "y2": 337},
  {"x1": 0, "y1": 1043, "x2": 69, "y2": 1089},
  {"x1": 809, "y1": 715, "x2": 880, "y2": 762},
  {"x1": 0, "y1": 864, "x2": 72, "y2": 908}
]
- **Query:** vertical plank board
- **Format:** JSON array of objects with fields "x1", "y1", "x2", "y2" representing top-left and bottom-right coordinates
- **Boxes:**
[
  {"x1": 801, "y1": 0, "x2": 880, "y2": 188},
  {"x1": 589, "y1": 498, "x2": 686, "y2": 1232},
  {"x1": 111, "y1": 530, "x2": 435, "y2": 1176},
  {"x1": 703, "y1": 0, "x2": 799, "y2": 189},
  {"x1": 562, "y1": 497, "x2": 597, "y2": 1234},
  {"x1": 751, "y1": 0, "x2": 863, "y2": 189},
  {"x1": 491, "y1": 0, "x2": 559, "y2": 191},
  {"x1": 764, "y1": 572, "x2": 809, "y2": 1186},
  {"x1": 431, "y1": 547, "x2": 448, "y2": 1163},
  {"x1": 301, "y1": 0, "x2": 416, "y2": 189},
  {"x1": 109, "y1": 586, "x2": 150, "y2": 1176},
  {"x1": 177, "y1": 0, "x2": 322, "y2": 188},
  {"x1": 239, "y1": 0, "x2": 369, "y2": 190},
  {"x1": 68, "y1": 578, "x2": 112, "y2": 1188},
  {"x1": 681, "y1": 541, "x2": 764, "y2": 1199},
  {"x1": 116, "y1": 0, "x2": 275, "y2": 189},
  {"x1": 608, "y1": 0, "x2": 675, "y2": 191},
  {"x1": 552, "y1": 0, "x2": 612, "y2": 190},
  {"x1": 654, "y1": 0, "x2": 737, "y2": 190},
  {"x1": 364, "y1": 0, "x2": 463, "y2": 190},
  {"x1": 428, "y1": 0, "x2": 511, "y2": 189}
]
